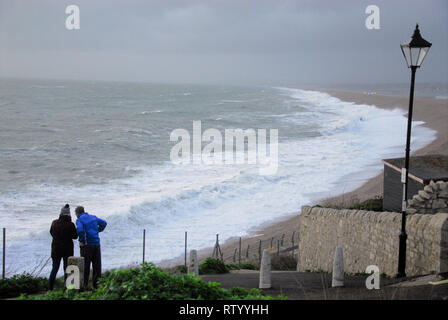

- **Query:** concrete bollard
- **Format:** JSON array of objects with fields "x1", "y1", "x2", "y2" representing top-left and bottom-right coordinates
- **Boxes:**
[
  {"x1": 67, "y1": 256, "x2": 85, "y2": 289},
  {"x1": 188, "y1": 250, "x2": 199, "y2": 276},
  {"x1": 259, "y1": 249, "x2": 271, "y2": 289},
  {"x1": 332, "y1": 247, "x2": 344, "y2": 287}
]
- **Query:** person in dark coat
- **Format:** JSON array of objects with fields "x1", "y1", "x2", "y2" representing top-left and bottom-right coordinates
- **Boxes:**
[{"x1": 48, "y1": 204, "x2": 78, "y2": 290}]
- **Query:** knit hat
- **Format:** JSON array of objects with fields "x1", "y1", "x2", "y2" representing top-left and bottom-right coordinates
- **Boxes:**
[{"x1": 60, "y1": 204, "x2": 70, "y2": 216}]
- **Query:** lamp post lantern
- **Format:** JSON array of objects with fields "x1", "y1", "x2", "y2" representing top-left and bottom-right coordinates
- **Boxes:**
[{"x1": 397, "y1": 24, "x2": 432, "y2": 278}]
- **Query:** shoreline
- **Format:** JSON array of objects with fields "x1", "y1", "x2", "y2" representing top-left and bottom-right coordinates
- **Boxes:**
[{"x1": 159, "y1": 89, "x2": 448, "y2": 268}]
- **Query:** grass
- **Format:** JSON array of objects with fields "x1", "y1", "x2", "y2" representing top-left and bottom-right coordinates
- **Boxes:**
[{"x1": 319, "y1": 196, "x2": 384, "y2": 212}]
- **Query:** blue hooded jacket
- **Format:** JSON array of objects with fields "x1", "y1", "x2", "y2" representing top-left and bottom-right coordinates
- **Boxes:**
[{"x1": 76, "y1": 212, "x2": 107, "y2": 245}]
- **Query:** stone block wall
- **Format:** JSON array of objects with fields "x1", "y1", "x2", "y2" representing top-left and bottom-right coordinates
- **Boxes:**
[
  {"x1": 407, "y1": 180, "x2": 448, "y2": 214},
  {"x1": 297, "y1": 206, "x2": 448, "y2": 277}
]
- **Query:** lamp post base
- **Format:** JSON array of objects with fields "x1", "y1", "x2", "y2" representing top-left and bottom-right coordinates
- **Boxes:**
[{"x1": 396, "y1": 231, "x2": 407, "y2": 278}]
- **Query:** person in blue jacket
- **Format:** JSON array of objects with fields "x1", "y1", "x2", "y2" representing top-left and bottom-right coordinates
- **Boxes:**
[{"x1": 75, "y1": 206, "x2": 107, "y2": 289}]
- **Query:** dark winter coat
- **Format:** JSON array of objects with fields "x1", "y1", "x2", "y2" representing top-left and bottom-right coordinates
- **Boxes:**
[{"x1": 50, "y1": 214, "x2": 78, "y2": 258}]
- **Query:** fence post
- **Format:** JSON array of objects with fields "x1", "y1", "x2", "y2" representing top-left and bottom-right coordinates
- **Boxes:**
[
  {"x1": 277, "y1": 239, "x2": 280, "y2": 256},
  {"x1": 291, "y1": 231, "x2": 295, "y2": 257},
  {"x1": 246, "y1": 245, "x2": 250, "y2": 259},
  {"x1": 332, "y1": 247, "x2": 344, "y2": 287},
  {"x1": 258, "y1": 240, "x2": 262, "y2": 265},
  {"x1": 259, "y1": 249, "x2": 271, "y2": 289},
  {"x1": 184, "y1": 231, "x2": 188, "y2": 267},
  {"x1": 238, "y1": 237, "x2": 242, "y2": 267},
  {"x1": 188, "y1": 250, "x2": 199, "y2": 276},
  {"x1": 213, "y1": 234, "x2": 223, "y2": 261},
  {"x1": 2, "y1": 228, "x2": 5, "y2": 279},
  {"x1": 142, "y1": 229, "x2": 146, "y2": 264}
]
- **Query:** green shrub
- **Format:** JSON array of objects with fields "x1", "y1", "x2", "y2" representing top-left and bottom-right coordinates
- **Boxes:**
[
  {"x1": 199, "y1": 258, "x2": 229, "y2": 275},
  {"x1": 271, "y1": 255, "x2": 297, "y2": 271},
  {"x1": 225, "y1": 264, "x2": 240, "y2": 270},
  {"x1": 164, "y1": 265, "x2": 188, "y2": 274},
  {"x1": 226, "y1": 263, "x2": 258, "y2": 270},
  {"x1": 240, "y1": 263, "x2": 257, "y2": 270},
  {"x1": 320, "y1": 196, "x2": 383, "y2": 212},
  {"x1": 0, "y1": 274, "x2": 48, "y2": 299},
  {"x1": 20, "y1": 263, "x2": 285, "y2": 300},
  {"x1": 349, "y1": 197, "x2": 383, "y2": 212}
]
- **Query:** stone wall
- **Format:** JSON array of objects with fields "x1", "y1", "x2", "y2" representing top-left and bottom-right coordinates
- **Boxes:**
[
  {"x1": 297, "y1": 206, "x2": 448, "y2": 277},
  {"x1": 407, "y1": 180, "x2": 448, "y2": 214}
]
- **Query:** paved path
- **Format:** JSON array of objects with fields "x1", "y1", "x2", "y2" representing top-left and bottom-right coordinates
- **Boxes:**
[{"x1": 200, "y1": 271, "x2": 448, "y2": 300}]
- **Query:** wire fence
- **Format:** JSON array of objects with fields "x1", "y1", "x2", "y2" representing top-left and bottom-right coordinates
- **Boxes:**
[
  {"x1": 0, "y1": 226, "x2": 300, "y2": 279},
  {"x1": 220, "y1": 231, "x2": 299, "y2": 266}
]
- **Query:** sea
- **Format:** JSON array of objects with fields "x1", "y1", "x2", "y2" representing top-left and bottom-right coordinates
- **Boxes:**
[{"x1": 0, "y1": 78, "x2": 442, "y2": 277}]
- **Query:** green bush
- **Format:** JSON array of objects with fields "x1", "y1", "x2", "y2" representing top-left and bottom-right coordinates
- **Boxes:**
[
  {"x1": 271, "y1": 255, "x2": 297, "y2": 271},
  {"x1": 225, "y1": 264, "x2": 240, "y2": 270},
  {"x1": 240, "y1": 263, "x2": 257, "y2": 270},
  {"x1": 0, "y1": 274, "x2": 48, "y2": 299},
  {"x1": 320, "y1": 196, "x2": 383, "y2": 212},
  {"x1": 226, "y1": 263, "x2": 257, "y2": 270},
  {"x1": 164, "y1": 265, "x2": 188, "y2": 274},
  {"x1": 199, "y1": 258, "x2": 229, "y2": 275},
  {"x1": 20, "y1": 263, "x2": 285, "y2": 300},
  {"x1": 349, "y1": 197, "x2": 383, "y2": 212}
]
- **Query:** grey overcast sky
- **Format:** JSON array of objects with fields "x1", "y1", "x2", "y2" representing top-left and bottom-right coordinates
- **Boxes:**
[{"x1": 0, "y1": 0, "x2": 447, "y2": 86}]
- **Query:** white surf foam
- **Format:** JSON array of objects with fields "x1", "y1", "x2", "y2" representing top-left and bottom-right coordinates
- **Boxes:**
[{"x1": 0, "y1": 88, "x2": 436, "y2": 276}]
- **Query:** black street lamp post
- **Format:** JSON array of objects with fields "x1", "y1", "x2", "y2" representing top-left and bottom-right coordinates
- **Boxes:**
[{"x1": 397, "y1": 24, "x2": 432, "y2": 278}]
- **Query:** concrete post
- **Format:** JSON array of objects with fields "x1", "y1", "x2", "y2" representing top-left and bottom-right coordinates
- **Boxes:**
[
  {"x1": 259, "y1": 249, "x2": 271, "y2": 289},
  {"x1": 2, "y1": 228, "x2": 5, "y2": 279},
  {"x1": 332, "y1": 246, "x2": 344, "y2": 287},
  {"x1": 67, "y1": 256, "x2": 85, "y2": 289},
  {"x1": 188, "y1": 250, "x2": 199, "y2": 276}
]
